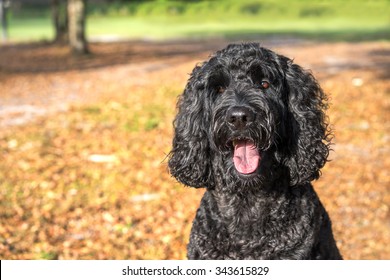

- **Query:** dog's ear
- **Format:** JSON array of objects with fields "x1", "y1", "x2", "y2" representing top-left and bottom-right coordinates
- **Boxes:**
[
  {"x1": 284, "y1": 60, "x2": 331, "y2": 186},
  {"x1": 168, "y1": 66, "x2": 213, "y2": 188}
]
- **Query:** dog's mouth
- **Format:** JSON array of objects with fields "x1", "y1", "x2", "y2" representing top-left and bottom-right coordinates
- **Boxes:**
[{"x1": 230, "y1": 138, "x2": 260, "y2": 175}]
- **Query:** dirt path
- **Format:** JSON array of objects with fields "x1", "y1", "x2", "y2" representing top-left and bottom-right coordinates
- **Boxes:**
[
  {"x1": 1, "y1": 39, "x2": 388, "y2": 125},
  {"x1": 0, "y1": 38, "x2": 310, "y2": 126}
]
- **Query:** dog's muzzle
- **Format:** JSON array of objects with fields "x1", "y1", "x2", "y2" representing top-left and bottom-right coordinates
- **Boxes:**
[{"x1": 224, "y1": 106, "x2": 261, "y2": 175}]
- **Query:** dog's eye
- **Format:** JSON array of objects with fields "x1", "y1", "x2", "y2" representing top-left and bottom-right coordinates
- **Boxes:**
[
  {"x1": 217, "y1": 86, "x2": 226, "y2": 94},
  {"x1": 260, "y1": 81, "x2": 270, "y2": 89}
]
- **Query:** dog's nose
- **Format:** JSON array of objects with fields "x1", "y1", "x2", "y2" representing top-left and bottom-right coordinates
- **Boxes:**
[{"x1": 226, "y1": 106, "x2": 255, "y2": 130}]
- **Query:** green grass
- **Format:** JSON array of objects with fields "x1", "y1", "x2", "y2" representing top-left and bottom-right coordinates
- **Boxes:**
[
  {"x1": 6, "y1": 0, "x2": 390, "y2": 42},
  {"x1": 8, "y1": 18, "x2": 54, "y2": 42}
]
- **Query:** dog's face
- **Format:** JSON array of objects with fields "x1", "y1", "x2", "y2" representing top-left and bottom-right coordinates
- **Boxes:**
[
  {"x1": 208, "y1": 49, "x2": 286, "y2": 183},
  {"x1": 169, "y1": 43, "x2": 330, "y2": 190}
]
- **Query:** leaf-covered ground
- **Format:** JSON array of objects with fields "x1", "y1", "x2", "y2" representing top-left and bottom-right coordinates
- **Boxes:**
[{"x1": 0, "y1": 39, "x2": 389, "y2": 259}]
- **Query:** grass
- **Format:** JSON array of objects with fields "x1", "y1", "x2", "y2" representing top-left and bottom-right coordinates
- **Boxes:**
[
  {"x1": 5, "y1": 0, "x2": 390, "y2": 42},
  {"x1": 8, "y1": 18, "x2": 54, "y2": 42},
  {"x1": 86, "y1": 17, "x2": 390, "y2": 39}
]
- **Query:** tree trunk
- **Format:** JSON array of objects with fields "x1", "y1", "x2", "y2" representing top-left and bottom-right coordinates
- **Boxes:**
[
  {"x1": 68, "y1": 0, "x2": 88, "y2": 54},
  {"x1": 0, "y1": 0, "x2": 8, "y2": 42},
  {"x1": 52, "y1": 0, "x2": 68, "y2": 43}
]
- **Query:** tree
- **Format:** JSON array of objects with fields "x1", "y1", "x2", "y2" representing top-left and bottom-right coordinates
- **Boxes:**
[
  {"x1": 67, "y1": 0, "x2": 88, "y2": 54},
  {"x1": 51, "y1": 0, "x2": 68, "y2": 43},
  {"x1": 0, "y1": 0, "x2": 8, "y2": 42}
]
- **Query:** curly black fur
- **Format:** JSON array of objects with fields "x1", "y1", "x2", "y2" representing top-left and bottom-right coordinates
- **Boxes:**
[{"x1": 168, "y1": 43, "x2": 342, "y2": 260}]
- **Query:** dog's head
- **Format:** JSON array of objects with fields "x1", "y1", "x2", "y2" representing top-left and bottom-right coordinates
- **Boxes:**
[{"x1": 168, "y1": 43, "x2": 331, "y2": 189}]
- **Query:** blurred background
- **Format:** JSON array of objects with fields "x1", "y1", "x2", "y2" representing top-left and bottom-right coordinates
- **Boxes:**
[
  {"x1": 0, "y1": 0, "x2": 389, "y2": 259},
  {"x1": 2, "y1": 0, "x2": 390, "y2": 42}
]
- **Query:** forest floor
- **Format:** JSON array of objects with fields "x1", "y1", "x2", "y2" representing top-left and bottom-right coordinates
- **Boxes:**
[{"x1": 0, "y1": 38, "x2": 389, "y2": 259}]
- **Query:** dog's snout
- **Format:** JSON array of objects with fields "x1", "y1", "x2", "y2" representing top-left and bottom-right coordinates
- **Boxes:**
[{"x1": 226, "y1": 106, "x2": 255, "y2": 130}]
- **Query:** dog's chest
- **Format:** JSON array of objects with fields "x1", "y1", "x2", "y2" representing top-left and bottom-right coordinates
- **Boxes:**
[{"x1": 191, "y1": 190, "x2": 318, "y2": 259}]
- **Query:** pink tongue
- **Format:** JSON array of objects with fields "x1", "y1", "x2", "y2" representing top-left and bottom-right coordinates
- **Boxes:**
[{"x1": 233, "y1": 140, "x2": 260, "y2": 174}]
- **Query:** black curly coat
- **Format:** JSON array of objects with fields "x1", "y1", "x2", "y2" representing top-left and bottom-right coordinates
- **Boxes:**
[{"x1": 168, "y1": 43, "x2": 342, "y2": 260}]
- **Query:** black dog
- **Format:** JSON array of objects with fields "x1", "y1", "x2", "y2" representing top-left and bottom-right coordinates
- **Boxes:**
[{"x1": 168, "y1": 43, "x2": 342, "y2": 260}]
